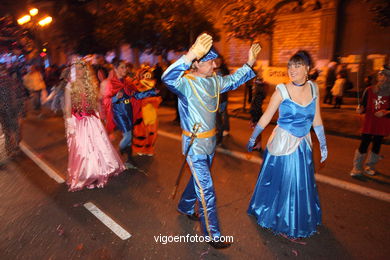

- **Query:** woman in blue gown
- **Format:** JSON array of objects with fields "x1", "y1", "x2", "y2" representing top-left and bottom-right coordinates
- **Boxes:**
[{"x1": 246, "y1": 51, "x2": 328, "y2": 238}]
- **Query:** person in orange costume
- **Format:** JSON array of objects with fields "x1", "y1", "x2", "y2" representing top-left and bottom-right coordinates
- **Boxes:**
[{"x1": 131, "y1": 66, "x2": 162, "y2": 156}]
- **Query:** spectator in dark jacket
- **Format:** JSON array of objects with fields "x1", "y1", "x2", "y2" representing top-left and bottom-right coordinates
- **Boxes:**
[
  {"x1": 324, "y1": 61, "x2": 337, "y2": 104},
  {"x1": 249, "y1": 76, "x2": 267, "y2": 153}
]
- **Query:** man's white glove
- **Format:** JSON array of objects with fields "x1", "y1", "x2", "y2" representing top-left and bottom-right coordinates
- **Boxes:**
[
  {"x1": 247, "y1": 43, "x2": 262, "y2": 67},
  {"x1": 189, "y1": 33, "x2": 213, "y2": 60},
  {"x1": 66, "y1": 117, "x2": 76, "y2": 136}
]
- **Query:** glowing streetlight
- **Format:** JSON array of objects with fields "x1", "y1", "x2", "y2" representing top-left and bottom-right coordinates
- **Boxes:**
[
  {"x1": 29, "y1": 8, "x2": 38, "y2": 16},
  {"x1": 17, "y1": 15, "x2": 31, "y2": 25},
  {"x1": 38, "y1": 16, "x2": 52, "y2": 27}
]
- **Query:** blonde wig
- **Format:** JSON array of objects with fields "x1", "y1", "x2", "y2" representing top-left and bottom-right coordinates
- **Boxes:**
[{"x1": 70, "y1": 60, "x2": 99, "y2": 112}]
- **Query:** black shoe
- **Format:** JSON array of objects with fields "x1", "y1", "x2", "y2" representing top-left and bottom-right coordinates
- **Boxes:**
[
  {"x1": 208, "y1": 240, "x2": 232, "y2": 249},
  {"x1": 186, "y1": 212, "x2": 200, "y2": 221},
  {"x1": 177, "y1": 210, "x2": 200, "y2": 221},
  {"x1": 125, "y1": 161, "x2": 138, "y2": 170}
]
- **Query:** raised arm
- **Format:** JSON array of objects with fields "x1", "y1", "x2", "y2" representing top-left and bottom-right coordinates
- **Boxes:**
[
  {"x1": 161, "y1": 57, "x2": 191, "y2": 96},
  {"x1": 219, "y1": 43, "x2": 261, "y2": 93},
  {"x1": 162, "y1": 33, "x2": 213, "y2": 96}
]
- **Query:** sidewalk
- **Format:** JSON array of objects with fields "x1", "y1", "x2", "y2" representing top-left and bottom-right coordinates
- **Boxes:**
[
  {"x1": 161, "y1": 87, "x2": 389, "y2": 144},
  {"x1": 228, "y1": 88, "x2": 357, "y2": 133},
  {"x1": 158, "y1": 105, "x2": 390, "y2": 194},
  {"x1": 216, "y1": 88, "x2": 389, "y2": 144}
]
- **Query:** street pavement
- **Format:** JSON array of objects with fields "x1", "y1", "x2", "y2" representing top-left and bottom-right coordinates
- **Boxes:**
[
  {"x1": 0, "y1": 105, "x2": 389, "y2": 259},
  {"x1": 226, "y1": 87, "x2": 389, "y2": 143}
]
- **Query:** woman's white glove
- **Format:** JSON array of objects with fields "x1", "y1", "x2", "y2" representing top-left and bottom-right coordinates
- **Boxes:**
[
  {"x1": 189, "y1": 33, "x2": 213, "y2": 60},
  {"x1": 314, "y1": 125, "x2": 327, "y2": 163}
]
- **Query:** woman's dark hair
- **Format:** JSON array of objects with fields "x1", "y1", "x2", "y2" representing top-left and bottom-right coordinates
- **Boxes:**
[
  {"x1": 288, "y1": 50, "x2": 313, "y2": 69},
  {"x1": 112, "y1": 58, "x2": 126, "y2": 68}
]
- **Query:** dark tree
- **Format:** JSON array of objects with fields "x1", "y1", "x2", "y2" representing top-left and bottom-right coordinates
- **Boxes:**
[
  {"x1": 96, "y1": 0, "x2": 219, "y2": 59},
  {"x1": 223, "y1": 0, "x2": 274, "y2": 42},
  {"x1": 368, "y1": 0, "x2": 390, "y2": 27}
]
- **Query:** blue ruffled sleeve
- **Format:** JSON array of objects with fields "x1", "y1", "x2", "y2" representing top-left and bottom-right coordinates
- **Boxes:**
[{"x1": 218, "y1": 64, "x2": 256, "y2": 93}]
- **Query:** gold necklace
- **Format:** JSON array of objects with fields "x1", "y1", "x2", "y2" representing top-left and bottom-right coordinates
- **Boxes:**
[
  {"x1": 187, "y1": 77, "x2": 220, "y2": 113},
  {"x1": 185, "y1": 74, "x2": 218, "y2": 98}
]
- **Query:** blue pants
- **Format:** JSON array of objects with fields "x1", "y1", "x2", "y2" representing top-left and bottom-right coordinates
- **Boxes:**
[
  {"x1": 178, "y1": 153, "x2": 221, "y2": 239},
  {"x1": 119, "y1": 130, "x2": 132, "y2": 150},
  {"x1": 112, "y1": 97, "x2": 133, "y2": 133}
]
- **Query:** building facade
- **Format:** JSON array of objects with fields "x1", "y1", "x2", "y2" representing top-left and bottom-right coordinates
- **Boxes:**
[{"x1": 213, "y1": 0, "x2": 389, "y2": 90}]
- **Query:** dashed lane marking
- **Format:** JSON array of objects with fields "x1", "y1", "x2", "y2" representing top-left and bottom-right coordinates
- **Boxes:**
[
  {"x1": 20, "y1": 131, "x2": 390, "y2": 204},
  {"x1": 158, "y1": 130, "x2": 390, "y2": 203},
  {"x1": 20, "y1": 141, "x2": 132, "y2": 240},
  {"x1": 19, "y1": 141, "x2": 65, "y2": 183},
  {"x1": 84, "y1": 202, "x2": 131, "y2": 240}
]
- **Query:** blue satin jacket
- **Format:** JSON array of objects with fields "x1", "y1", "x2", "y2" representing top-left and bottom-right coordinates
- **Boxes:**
[{"x1": 162, "y1": 56, "x2": 255, "y2": 155}]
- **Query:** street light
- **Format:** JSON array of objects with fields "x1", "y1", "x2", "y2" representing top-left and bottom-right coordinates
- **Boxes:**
[
  {"x1": 29, "y1": 8, "x2": 38, "y2": 17},
  {"x1": 16, "y1": 8, "x2": 53, "y2": 66},
  {"x1": 38, "y1": 16, "x2": 52, "y2": 27},
  {"x1": 17, "y1": 15, "x2": 31, "y2": 25}
]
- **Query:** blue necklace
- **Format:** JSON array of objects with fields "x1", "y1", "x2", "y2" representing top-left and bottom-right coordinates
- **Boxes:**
[{"x1": 292, "y1": 80, "x2": 307, "y2": 87}]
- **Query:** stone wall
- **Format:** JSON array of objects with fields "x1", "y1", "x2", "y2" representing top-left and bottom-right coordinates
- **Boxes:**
[{"x1": 272, "y1": 10, "x2": 322, "y2": 66}]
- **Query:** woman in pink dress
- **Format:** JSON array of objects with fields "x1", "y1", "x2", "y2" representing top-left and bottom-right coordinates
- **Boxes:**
[{"x1": 64, "y1": 59, "x2": 125, "y2": 191}]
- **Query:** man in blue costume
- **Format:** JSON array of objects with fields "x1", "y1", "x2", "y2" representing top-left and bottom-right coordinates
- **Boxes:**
[{"x1": 162, "y1": 33, "x2": 261, "y2": 249}]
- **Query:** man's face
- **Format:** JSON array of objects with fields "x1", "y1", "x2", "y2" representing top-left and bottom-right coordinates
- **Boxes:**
[{"x1": 195, "y1": 59, "x2": 217, "y2": 77}]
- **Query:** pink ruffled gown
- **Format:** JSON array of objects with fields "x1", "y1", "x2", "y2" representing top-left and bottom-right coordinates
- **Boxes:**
[{"x1": 66, "y1": 97, "x2": 125, "y2": 191}]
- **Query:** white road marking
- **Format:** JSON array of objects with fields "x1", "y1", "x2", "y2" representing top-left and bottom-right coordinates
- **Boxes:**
[
  {"x1": 315, "y1": 174, "x2": 390, "y2": 203},
  {"x1": 19, "y1": 141, "x2": 65, "y2": 183},
  {"x1": 20, "y1": 142, "x2": 131, "y2": 240},
  {"x1": 216, "y1": 147, "x2": 263, "y2": 164},
  {"x1": 158, "y1": 130, "x2": 181, "y2": 141},
  {"x1": 84, "y1": 202, "x2": 131, "y2": 240},
  {"x1": 158, "y1": 130, "x2": 390, "y2": 203},
  {"x1": 20, "y1": 130, "x2": 390, "y2": 204}
]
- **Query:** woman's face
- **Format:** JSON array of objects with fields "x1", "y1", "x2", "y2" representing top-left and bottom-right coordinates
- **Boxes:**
[
  {"x1": 115, "y1": 62, "x2": 127, "y2": 78},
  {"x1": 288, "y1": 63, "x2": 309, "y2": 83},
  {"x1": 75, "y1": 64, "x2": 85, "y2": 80},
  {"x1": 377, "y1": 72, "x2": 388, "y2": 85}
]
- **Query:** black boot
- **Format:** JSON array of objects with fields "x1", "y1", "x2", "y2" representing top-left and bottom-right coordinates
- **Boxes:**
[
  {"x1": 208, "y1": 240, "x2": 232, "y2": 249},
  {"x1": 177, "y1": 209, "x2": 200, "y2": 221},
  {"x1": 122, "y1": 146, "x2": 137, "y2": 170}
]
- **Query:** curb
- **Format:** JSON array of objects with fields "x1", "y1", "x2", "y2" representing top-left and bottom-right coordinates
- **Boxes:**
[{"x1": 228, "y1": 111, "x2": 390, "y2": 145}]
